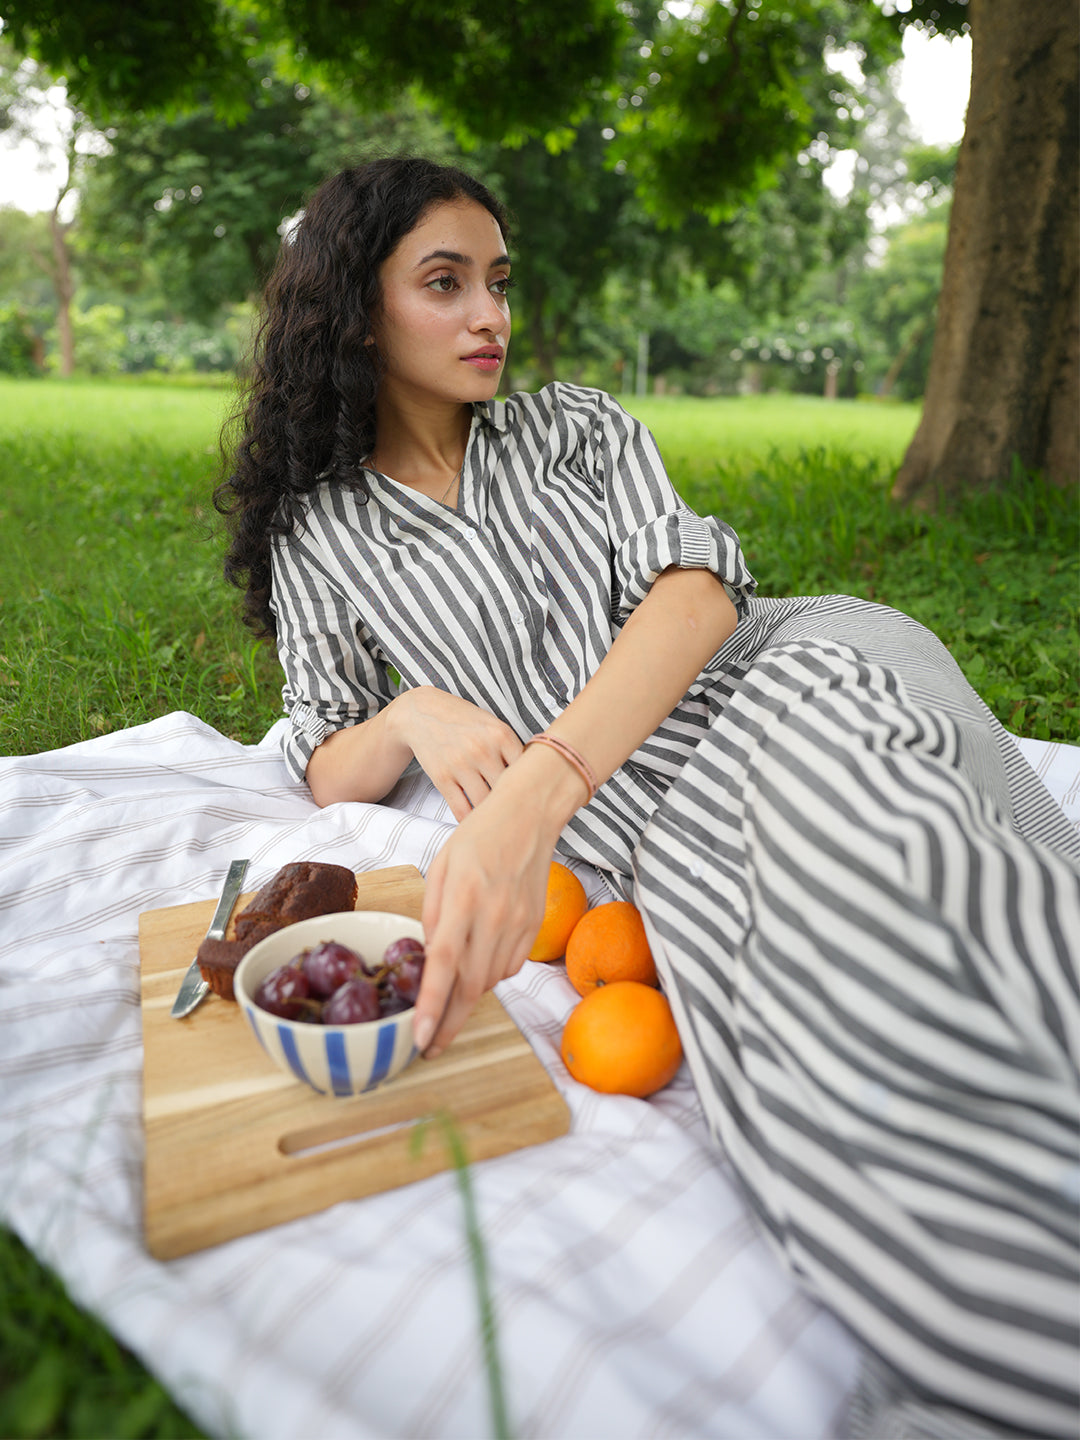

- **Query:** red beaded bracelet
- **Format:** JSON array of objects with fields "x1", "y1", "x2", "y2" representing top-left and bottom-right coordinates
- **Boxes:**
[{"x1": 525, "y1": 733, "x2": 599, "y2": 801}]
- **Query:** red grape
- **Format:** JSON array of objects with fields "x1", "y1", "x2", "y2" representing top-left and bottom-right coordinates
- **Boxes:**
[
  {"x1": 387, "y1": 955, "x2": 424, "y2": 1005},
  {"x1": 255, "y1": 963, "x2": 314, "y2": 1020},
  {"x1": 382, "y1": 937, "x2": 425, "y2": 969},
  {"x1": 301, "y1": 940, "x2": 366, "y2": 997},
  {"x1": 323, "y1": 976, "x2": 380, "y2": 1025}
]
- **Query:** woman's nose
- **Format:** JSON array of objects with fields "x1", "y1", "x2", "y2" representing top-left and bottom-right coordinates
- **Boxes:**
[{"x1": 470, "y1": 289, "x2": 509, "y2": 333}]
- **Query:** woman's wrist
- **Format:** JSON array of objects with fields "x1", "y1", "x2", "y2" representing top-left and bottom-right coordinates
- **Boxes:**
[
  {"x1": 498, "y1": 739, "x2": 592, "y2": 840},
  {"x1": 384, "y1": 686, "x2": 424, "y2": 756},
  {"x1": 524, "y1": 733, "x2": 598, "y2": 801}
]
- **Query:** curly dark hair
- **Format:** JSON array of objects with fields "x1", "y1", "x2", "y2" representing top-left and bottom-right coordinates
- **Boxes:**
[{"x1": 214, "y1": 156, "x2": 511, "y2": 638}]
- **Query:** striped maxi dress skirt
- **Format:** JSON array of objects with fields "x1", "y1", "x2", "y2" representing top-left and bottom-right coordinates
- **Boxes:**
[{"x1": 630, "y1": 596, "x2": 1080, "y2": 1440}]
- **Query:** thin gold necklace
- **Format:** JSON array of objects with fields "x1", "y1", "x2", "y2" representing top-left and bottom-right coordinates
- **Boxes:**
[
  {"x1": 365, "y1": 454, "x2": 462, "y2": 503},
  {"x1": 439, "y1": 463, "x2": 463, "y2": 504}
]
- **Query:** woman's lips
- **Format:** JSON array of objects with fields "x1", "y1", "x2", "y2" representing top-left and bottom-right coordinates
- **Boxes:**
[{"x1": 462, "y1": 352, "x2": 503, "y2": 371}]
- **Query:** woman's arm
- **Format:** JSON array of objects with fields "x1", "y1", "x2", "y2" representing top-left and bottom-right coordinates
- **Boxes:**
[{"x1": 415, "y1": 565, "x2": 737, "y2": 1054}]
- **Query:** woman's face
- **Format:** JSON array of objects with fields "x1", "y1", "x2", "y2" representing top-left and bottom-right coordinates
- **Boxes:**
[{"x1": 374, "y1": 198, "x2": 512, "y2": 412}]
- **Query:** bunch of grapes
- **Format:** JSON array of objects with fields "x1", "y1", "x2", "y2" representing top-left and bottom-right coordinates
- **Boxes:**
[{"x1": 254, "y1": 936, "x2": 426, "y2": 1024}]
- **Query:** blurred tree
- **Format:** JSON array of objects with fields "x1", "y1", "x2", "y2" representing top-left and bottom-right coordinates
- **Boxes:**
[
  {"x1": 478, "y1": 125, "x2": 652, "y2": 383},
  {"x1": 0, "y1": 41, "x2": 101, "y2": 372},
  {"x1": 0, "y1": 204, "x2": 53, "y2": 305},
  {"x1": 606, "y1": 0, "x2": 900, "y2": 224},
  {"x1": 75, "y1": 69, "x2": 457, "y2": 319},
  {"x1": 893, "y1": 0, "x2": 1077, "y2": 500},
  {"x1": 854, "y1": 212, "x2": 949, "y2": 400}
]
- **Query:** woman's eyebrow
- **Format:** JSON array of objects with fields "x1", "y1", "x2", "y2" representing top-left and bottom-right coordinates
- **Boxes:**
[{"x1": 415, "y1": 249, "x2": 512, "y2": 269}]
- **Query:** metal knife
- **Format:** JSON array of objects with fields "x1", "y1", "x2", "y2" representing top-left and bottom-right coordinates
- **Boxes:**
[{"x1": 170, "y1": 858, "x2": 251, "y2": 1019}]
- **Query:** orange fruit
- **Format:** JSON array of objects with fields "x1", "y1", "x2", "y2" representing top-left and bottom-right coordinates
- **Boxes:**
[
  {"x1": 565, "y1": 900, "x2": 656, "y2": 996},
  {"x1": 560, "y1": 981, "x2": 683, "y2": 1098},
  {"x1": 528, "y1": 861, "x2": 588, "y2": 962}
]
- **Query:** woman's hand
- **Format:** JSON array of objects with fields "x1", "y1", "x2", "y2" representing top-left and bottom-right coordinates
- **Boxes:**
[
  {"x1": 413, "y1": 804, "x2": 548, "y2": 1057},
  {"x1": 394, "y1": 686, "x2": 524, "y2": 821},
  {"x1": 412, "y1": 741, "x2": 587, "y2": 1057}
]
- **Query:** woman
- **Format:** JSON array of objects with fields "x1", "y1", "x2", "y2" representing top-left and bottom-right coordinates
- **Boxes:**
[{"x1": 217, "y1": 156, "x2": 1078, "y2": 1438}]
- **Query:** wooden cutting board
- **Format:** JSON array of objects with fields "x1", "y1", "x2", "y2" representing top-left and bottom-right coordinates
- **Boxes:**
[{"x1": 139, "y1": 864, "x2": 571, "y2": 1260}]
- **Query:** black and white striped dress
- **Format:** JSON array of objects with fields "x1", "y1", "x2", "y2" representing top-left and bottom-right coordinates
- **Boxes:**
[{"x1": 271, "y1": 382, "x2": 1079, "y2": 1438}]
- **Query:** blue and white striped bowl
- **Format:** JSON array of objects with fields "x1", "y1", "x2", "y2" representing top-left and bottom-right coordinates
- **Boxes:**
[{"x1": 233, "y1": 911, "x2": 424, "y2": 1097}]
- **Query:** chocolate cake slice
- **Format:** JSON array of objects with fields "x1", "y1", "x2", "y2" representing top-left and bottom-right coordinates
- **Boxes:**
[{"x1": 197, "y1": 862, "x2": 358, "y2": 1001}]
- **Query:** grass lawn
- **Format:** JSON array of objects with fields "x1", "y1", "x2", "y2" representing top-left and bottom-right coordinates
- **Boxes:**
[
  {"x1": 626, "y1": 391, "x2": 922, "y2": 470},
  {"x1": 0, "y1": 374, "x2": 1076, "y2": 1438},
  {"x1": 1, "y1": 376, "x2": 1076, "y2": 753}
]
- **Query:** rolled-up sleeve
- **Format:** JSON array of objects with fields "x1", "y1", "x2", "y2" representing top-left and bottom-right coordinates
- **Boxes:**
[
  {"x1": 271, "y1": 524, "x2": 397, "y2": 784},
  {"x1": 589, "y1": 391, "x2": 756, "y2": 617}
]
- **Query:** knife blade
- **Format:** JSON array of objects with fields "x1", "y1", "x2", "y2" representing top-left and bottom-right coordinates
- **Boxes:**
[{"x1": 170, "y1": 858, "x2": 251, "y2": 1019}]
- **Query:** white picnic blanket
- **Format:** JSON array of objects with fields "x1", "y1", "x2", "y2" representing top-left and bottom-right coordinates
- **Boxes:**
[{"x1": 2, "y1": 714, "x2": 1077, "y2": 1440}]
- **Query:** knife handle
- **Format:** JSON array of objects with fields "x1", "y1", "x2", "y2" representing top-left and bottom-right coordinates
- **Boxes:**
[{"x1": 207, "y1": 858, "x2": 250, "y2": 941}]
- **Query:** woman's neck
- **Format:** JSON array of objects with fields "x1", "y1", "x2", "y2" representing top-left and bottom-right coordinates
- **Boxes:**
[{"x1": 370, "y1": 390, "x2": 473, "y2": 495}]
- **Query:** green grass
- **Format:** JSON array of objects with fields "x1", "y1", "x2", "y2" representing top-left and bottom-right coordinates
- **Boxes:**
[
  {"x1": 626, "y1": 391, "x2": 923, "y2": 471},
  {"x1": 0, "y1": 378, "x2": 282, "y2": 756},
  {"x1": 1, "y1": 378, "x2": 1075, "y2": 755},
  {"x1": 0, "y1": 1229, "x2": 204, "y2": 1439},
  {"x1": 0, "y1": 376, "x2": 1076, "y2": 1439}
]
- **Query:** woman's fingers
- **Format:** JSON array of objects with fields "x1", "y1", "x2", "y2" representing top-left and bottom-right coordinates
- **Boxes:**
[
  {"x1": 434, "y1": 751, "x2": 519, "y2": 819},
  {"x1": 422, "y1": 910, "x2": 532, "y2": 1058},
  {"x1": 415, "y1": 853, "x2": 458, "y2": 1053},
  {"x1": 415, "y1": 845, "x2": 539, "y2": 1055}
]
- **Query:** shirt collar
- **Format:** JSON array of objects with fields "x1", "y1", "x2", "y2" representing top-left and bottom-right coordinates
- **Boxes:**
[{"x1": 473, "y1": 398, "x2": 509, "y2": 433}]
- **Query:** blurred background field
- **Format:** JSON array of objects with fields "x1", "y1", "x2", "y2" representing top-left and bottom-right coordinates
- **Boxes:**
[{"x1": 1, "y1": 376, "x2": 1075, "y2": 763}]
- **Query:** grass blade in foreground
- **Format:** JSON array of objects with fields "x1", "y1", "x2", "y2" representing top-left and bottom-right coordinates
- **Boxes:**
[{"x1": 412, "y1": 1111, "x2": 514, "y2": 1440}]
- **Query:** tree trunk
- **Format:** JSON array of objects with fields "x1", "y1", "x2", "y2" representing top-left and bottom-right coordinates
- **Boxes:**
[
  {"x1": 50, "y1": 207, "x2": 76, "y2": 378},
  {"x1": 892, "y1": 0, "x2": 1078, "y2": 504}
]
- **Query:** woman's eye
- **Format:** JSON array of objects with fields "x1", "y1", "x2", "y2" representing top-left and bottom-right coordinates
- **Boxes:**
[
  {"x1": 491, "y1": 277, "x2": 516, "y2": 296},
  {"x1": 427, "y1": 274, "x2": 458, "y2": 293}
]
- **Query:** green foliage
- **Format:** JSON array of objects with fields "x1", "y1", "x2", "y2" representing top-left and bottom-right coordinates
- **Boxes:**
[
  {"x1": 74, "y1": 60, "x2": 359, "y2": 318},
  {"x1": 0, "y1": 0, "x2": 253, "y2": 119},
  {"x1": 1, "y1": 5, "x2": 962, "y2": 397},
  {"x1": 477, "y1": 124, "x2": 651, "y2": 380},
  {"x1": 0, "y1": 0, "x2": 627, "y2": 139},
  {"x1": 0, "y1": 1228, "x2": 206, "y2": 1439},
  {"x1": 607, "y1": 0, "x2": 900, "y2": 225},
  {"x1": 45, "y1": 301, "x2": 124, "y2": 372},
  {"x1": 0, "y1": 302, "x2": 42, "y2": 374},
  {"x1": 851, "y1": 211, "x2": 948, "y2": 398},
  {"x1": 73, "y1": 75, "x2": 469, "y2": 320},
  {"x1": 0, "y1": 205, "x2": 54, "y2": 305},
  {"x1": 119, "y1": 312, "x2": 249, "y2": 374},
  {"x1": 877, "y1": 0, "x2": 971, "y2": 39}
]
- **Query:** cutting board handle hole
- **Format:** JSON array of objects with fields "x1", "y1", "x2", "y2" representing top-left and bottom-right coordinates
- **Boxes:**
[{"x1": 279, "y1": 1116, "x2": 422, "y2": 1160}]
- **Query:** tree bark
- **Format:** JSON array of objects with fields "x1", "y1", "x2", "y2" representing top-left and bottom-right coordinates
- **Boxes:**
[
  {"x1": 50, "y1": 206, "x2": 76, "y2": 379},
  {"x1": 528, "y1": 304, "x2": 561, "y2": 385},
  {"x1": 892, "y1": 0, "x2": 1078, "y2": 503}
]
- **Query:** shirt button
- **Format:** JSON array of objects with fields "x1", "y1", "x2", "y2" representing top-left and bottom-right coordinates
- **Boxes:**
[
  {"x1": 1059, "y1": 1165, "x2": 1080, "y2": 1203},
  {"x1": 860, "y1": 1080, "x2": 891, "y2": 1115},
  {"x1": 688, "y1": 858, "x2": 704, "y2": 879},
  {"x1": 511, "y1": 611, "x2": 525, "y2": 627}
]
